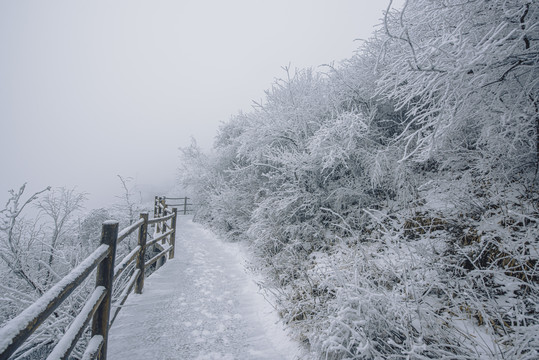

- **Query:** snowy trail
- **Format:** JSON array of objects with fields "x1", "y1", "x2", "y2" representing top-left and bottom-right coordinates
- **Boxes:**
[{"x1": 108, "y1": 216, "x2": 303, "y2": 360}]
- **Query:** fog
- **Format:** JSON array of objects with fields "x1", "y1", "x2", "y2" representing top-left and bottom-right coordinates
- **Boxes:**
[{"x1": 0, "y1": 0, "x2": 399, "y2": 210}]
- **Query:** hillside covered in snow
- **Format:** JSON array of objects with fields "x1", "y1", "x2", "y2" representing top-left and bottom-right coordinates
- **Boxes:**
[{"x1": 179, "y1": 1, "x2": 539, "y2": 358}]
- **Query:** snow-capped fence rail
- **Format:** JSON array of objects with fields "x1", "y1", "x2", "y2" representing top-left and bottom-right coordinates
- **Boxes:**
[
  {"x1": 0, "y1": 204, "x2": 178, "y2": 360},
  {"x1": 155, "y1": 196, "x2": 193, "y2": 216}
]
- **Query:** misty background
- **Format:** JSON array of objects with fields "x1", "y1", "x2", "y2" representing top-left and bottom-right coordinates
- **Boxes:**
[{"x1": 0, "y1": 0, "x2": 398, "y2": 210}]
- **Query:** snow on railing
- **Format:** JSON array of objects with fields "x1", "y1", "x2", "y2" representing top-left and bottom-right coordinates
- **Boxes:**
[
  {"x1": 155, "y1": 196, "x2": 193, "y2": 218},
  {"x1": 117, "y1": 218, "x2": 145, "y2": 244},
  {"x1": 0, "y1": 198, "x2": 180, "y2": 360},
  {"x1": 0, "y1": 244, "x2": 109, "y2": 359}
]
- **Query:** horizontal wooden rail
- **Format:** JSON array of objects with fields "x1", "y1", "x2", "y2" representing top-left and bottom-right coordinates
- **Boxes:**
[
  {"x1": 46, "y1": 286, "x2": 107, "y2": 360},
  {"x1": 117, "y1": 218, "x2": 145, "y2": 244},
  {"x1": 146, "y1": 229, "x2": 174, "y2": 248},
  {"x1": 0, "y1": 244, "x2": 109, "y2": 360},
  {"x1": 0, "y1": 197, "x2": 180, "y2": 360},
  {"x1": 156, "y1": 196, "x2": 192, "y2": 216},
  {"x1": 147, "y1": 213, "x2": 175, "y2": 225},
  {"x1": 81, "y1": 335, "x2": 103, "y2": 360},
  {"x1": 113, "y1": 245, "x2": 141, "y2": 281},
  {"x1": 110, "y1": 269, "x2": 140, "y2": 327},
  {"x1": 145, "y1": 245, "x2": 172, "y2": 269}
]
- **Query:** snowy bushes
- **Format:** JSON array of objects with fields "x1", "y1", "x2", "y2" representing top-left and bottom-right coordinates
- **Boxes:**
[
  {"x1": 0, "y1": 186, "x2": 90, "y2": 358},
  {"x1": 179, "y1": 1, "x2": 538, "y2": 358},
  {"x1": 0, "y1": 184, "x2": 148, "y2": 359},
  {"x1": 379, "y1": 0, "x2": 539, "y2": 171}
]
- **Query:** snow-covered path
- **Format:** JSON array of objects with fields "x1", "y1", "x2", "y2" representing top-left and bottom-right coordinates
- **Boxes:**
[{"x1": 108, "y1": 216, "x2": 303, "y2": 360}]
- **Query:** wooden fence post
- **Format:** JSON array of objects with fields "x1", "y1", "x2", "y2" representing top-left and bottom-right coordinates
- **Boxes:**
[
  {"x1": 184, "y1": 197, "x2": 188, "y2": 215},
  {"x1": 169, "y1": 208, "x2": 177, "y2": 259},
  {"x1": 158, "y1": 199, "x2": 168, "y2": 267},
  {"x1": 91, "y1": 221, "x2": 118, "y2": 360},
  {"x1": 162, "y1": 198, "x2": 168, "y2": 242},
  {"x1": 157, "y1": 197, "x2": 163, "y2": 233},
  {"x1": 135, "y1": 213, "x2": 148, "y2": 294},
  {"x1": 153, "y1": 196, "x2": 158, "y2": 230}
]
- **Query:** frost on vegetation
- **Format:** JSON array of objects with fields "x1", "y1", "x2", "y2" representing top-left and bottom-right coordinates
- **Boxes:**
[
  {"x1": 0, "y1": 179, "x2": 148, "y2": 358},
  {"x1": 178, "y1": 0, "x2": 539, "y2": 358}
]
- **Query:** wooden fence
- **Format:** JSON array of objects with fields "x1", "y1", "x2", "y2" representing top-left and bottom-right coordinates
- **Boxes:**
[
  {"x1": 155, "y1": 196, "x2": 193, "y2": 216},
  {"x1": 0, "y1": 198, "x2": 181, "y2": 360}
]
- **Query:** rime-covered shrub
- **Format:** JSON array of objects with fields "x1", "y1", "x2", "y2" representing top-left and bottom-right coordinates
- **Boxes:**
[{"x1": 178, "y1": 1, "x2": 539, "y2": 358}]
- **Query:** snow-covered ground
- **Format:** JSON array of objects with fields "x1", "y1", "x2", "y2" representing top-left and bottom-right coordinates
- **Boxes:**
[{"x1": 108, "y1": 216, "x2": 305, "y2": 360}]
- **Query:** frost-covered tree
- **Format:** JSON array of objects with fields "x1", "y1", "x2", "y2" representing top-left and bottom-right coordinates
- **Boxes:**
[
  {"x1": 0, "y1": 185, "x2": 93, "y2": 358},
  {"x1": 0, "y1": 184, "x2": 51, "y2": 297},
  {"x1": 179, "y1": 1, "x2": 539, "y2": 358},
  {"x1": 36, "y1": 187, "x2": 86, "y2": 286},
  {"x1": 379, "y1": 0, "x2": 538, "y2": 173}
]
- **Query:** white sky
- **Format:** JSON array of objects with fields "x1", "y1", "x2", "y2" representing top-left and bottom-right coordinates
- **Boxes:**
[{"x1": 0, "y1": 0, "x2": 400, "y2": 210}]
